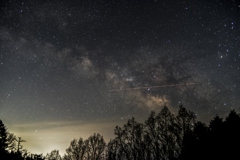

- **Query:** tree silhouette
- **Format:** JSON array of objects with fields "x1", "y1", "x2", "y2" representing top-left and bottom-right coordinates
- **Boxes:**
[
  {"x1": 108, "y1": 117, "x2": 147, "y2": 160},
  {"x1": 144, "y1": 111, "x2": 156, "y2": 160},
  {"x1": 16, "y1": 137, "x2": 26, "y2": 153},
  {"x1": 2, "y1": 106, "x2": 240, "y2": 160},
  {"x1": 222, "y1": 110, "x2": 240, "y2": 159},
  {"x1": 192, "y1": 121, "x2": 209, "y2": 160},
  {"x1": 177, "y1": 105, "x2": 196, "y2": 135},
  {"x1": 64, "y1": 137, "x2": 87, "y2": 160},
  {"x1": 209, "y1": 114, "x2": 223, "y2": 133},
  {"x1": 21, "y1": 149, "x2": 32, "y2": 160},
  {"x1": 179, "y1": 109, "x2": 240, "y2": 160},
  {"x1": 32, "y1": 153, "x2": 44, "y2": 160},
  {"x1": 6, "y1": 133, "x2": 17, "y2": 152},
  {"x1": 0, "y1": 119, "x2": 8, "y2": 156},
  {"x1": 106, "y1": 139, "x2": 120, "y2": 160},
  {"x1": 145, "y1": 106, "x2": 181, "y2": 160},
  {"x1": 45, "y1": 150, "x2": 62, "y2": 160},
  {"x1": 64, "y1": 133, "x2": 106, "y2": 160},
  {"x1": 85, "y1": 133, "x2": 106, "y2": 160},
  {"x1": 177, "y1": 106, "x2": 196, "y2": 160}
]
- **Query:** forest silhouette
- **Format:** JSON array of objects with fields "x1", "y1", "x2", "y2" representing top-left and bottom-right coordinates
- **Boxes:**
[{"x1": 1, "y1": 105, "x2": 240, "y2": 160}]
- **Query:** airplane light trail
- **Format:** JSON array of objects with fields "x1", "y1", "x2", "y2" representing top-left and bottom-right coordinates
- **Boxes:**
[{"x1": 108, "y1": 83, "x2": 196, "y2": 92}]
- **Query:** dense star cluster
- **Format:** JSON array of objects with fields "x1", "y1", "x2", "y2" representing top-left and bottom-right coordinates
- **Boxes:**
[{"x1": 0, "y1": 0, "x2": 240, "y2": 155}]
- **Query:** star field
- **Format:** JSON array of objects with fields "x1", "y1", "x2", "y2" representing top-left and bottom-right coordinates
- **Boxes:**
[{"x1": 0, "y1": 0, "x2": 240, "y2": 155}]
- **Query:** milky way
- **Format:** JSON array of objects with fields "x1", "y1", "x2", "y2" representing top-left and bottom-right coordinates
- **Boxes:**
[{"x1": 0, "y1": 0, "x2": 240, "y2": 155}]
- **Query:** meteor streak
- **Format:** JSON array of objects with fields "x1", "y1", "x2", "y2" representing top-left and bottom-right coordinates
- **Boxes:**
[{"x1": 108, "y1": 83, "x2": 196, "y2": 92}]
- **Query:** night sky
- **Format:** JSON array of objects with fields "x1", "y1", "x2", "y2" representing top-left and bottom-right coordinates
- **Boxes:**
[{"x1": 0, "y1": 0, "x2": 240, "y2": 155}]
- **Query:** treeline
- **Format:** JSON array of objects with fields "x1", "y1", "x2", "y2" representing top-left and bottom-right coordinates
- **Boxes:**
[{"x1": 1, "y1": 106, "x2": 240, "y2": 160}]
